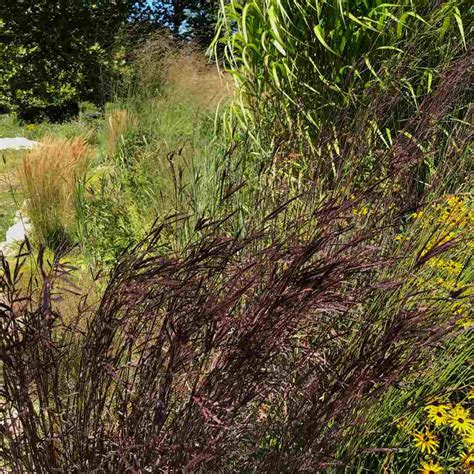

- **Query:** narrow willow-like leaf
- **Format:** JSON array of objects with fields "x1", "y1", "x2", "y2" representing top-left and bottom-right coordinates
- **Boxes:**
[
  {"x1": 453, "y1": 7, "x2": 466, "y2": 50},
  {"x1": 268, "y1": 5, "x2": 284, "y2": 45},
  {"x1": 273, "y1": 39, "x2": 287, "y2": 56},
  {"x1": 314, "y1": 24, "x2": 339, "y2": 56}
]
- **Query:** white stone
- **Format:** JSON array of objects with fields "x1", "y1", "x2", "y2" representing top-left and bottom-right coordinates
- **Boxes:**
[
  {"x1": 0, "y1": 137, "x2": 39, "y2": 150},
  {"x1": 0, "y1": 212, "x2": 31, "y2": 256}
]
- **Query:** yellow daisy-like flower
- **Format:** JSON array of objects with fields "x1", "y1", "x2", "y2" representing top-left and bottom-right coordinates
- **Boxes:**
[
  {"x1": 426, "y1": 404, "x2": 450, "y2": 426},
  {"x1": 411, "y1": 211, "x2": 424, "y2": 220},
  {"x1": 468, "y1": 387, "x2": 474, "y2": 400},
  {"x1": 464, "y1": 431, "x2": 474, "y2": 448},
  {"x1": 449, "y1": 406, "x2": 474, "y2": 434},
  {"x1": 419, "y1": 460, "x2": 443, "y2": 473},
  {"x1": 413, "y1": 429, "x2": 440, "y2": 454},
  {"x1": 461, "y1": 451, "x2": 474, "y2": 473}
]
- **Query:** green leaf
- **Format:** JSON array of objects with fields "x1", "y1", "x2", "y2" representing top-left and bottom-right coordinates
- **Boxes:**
[
  {"x1": 271, "y1": 63, "x2": 281, "y2": 89},
  {"x1": 273, "y1": 39, "x2": 287, "y2": 56},
  {"x1": 346, "y1": 12, "x2": 378, "y2": 33},
  {"x1": 453, "y1": 7, "x2": 466, "y2": 50},
  {"x1": 426, "y1": 71, "x2": 433, "y2": 94},
  {"x1": 314, "y1": 24, "x2": 339, "y2": 56},
  {"x1": 241, "y1": 2, "x2": 251, "y2": 43},
  {"x1": 364, "y1": 55, "x2": 381, "y2": 82},
  {"x1": 268, "y1": 5, "x2": 284, "y2": 46}
]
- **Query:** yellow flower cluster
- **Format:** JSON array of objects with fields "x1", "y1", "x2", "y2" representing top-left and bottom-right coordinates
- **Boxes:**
[
  {"x1": 409, "y1": 388, "x2": 474, "y2": 473},
  {"x1": 391, "y1": 195, "x2": 473, "y2": 471},
  {"x1": 425, "y1": 404, "x2": 474, "y2": 436},
  {"x1": 426, "y1": 257, "x2": 463, "y2": 276},
  {"x1": 411, "y1": 194, "x2": 473, "y2": 244},
  {"x1": 435, "y1": 195, "x2": 473, "y2": 231},
  {"x1": 352, "y1": 205, "x2": 369, "y2": 216},
  {"x1": 407, "y1": 194, "x2": 474, "y2": 327}
]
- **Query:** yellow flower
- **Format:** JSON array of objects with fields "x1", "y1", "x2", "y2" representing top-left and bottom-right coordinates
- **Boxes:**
[
  {"x1": 352, "y1": 206, "x2": 369, "y2": 216},
  {"x1": 459, "y1": 319, "x2": 474, "y2": 330},
  {"x1": 461, "y1": 451, "x2": 474, "y2": 473},
  {"x1": 449, "y1": 406, "x2": 474, "y2": 434},
  {"x1": 468, "y1": 387, "x2": 474, "y2": 400},
  {"x1": 426, "y1": 404, "x2": 450, "y2": 426},
  {"x1": 426, "y1": 402, "x2": 451, "y2": 411},
  {"x1": 419, "y1": 460, "x2": 443, "y2": 473},
  {"x1": 413, "y1": 429, "x2": 440, "y2": 454},
  {"x1": 464, "y1": 431, "x2": 474, "y2": 448}
]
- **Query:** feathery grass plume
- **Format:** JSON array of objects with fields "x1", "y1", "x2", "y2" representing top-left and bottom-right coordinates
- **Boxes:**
[
  {"x1": 104, "y1": 108, "x2": 137, "y2": 158},
  {"x1": 134, "y1": 31, "x2": 232, "y2": 109},
  {"x1": 20, "y1": 136, "x2": 91, "y2": 250}
]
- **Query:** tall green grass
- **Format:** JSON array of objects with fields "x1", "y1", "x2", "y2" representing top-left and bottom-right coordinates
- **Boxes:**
[
  {"x1": 213, "y1": 0, "x2": 471, "y2": 185},
  {"x1": 74, "y1": 36, "x2": 234, "y2": 264}
]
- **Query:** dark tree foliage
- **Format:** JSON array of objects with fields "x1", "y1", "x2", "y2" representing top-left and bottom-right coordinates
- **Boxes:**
[
  {"x1": 137, "y1": 0, "x2": 219, "y2": 46},
  {"x1": 0, "y1": 0, "x2": 138, "y2": 122},
  {"x1": 187, "y1": 0, "x2": 220, "y2": 46},
  {"x1": 0, "y1": 1, "x2": 219, "y2": 122}
]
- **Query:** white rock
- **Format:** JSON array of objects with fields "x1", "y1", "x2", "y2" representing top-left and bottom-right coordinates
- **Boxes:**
[
  {"x1": 6, "y1": 220, "x2": 30, "y2": 243},
  {"x1": 0, "y1": 213, "x2": 31, "y2": 256},
  {"x1": 0, "y1": 137, "x2": 39, "y2": 150}
]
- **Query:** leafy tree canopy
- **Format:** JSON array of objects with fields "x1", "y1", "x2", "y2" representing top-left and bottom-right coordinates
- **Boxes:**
[
  {"x1": 133, "y1": 1, "x2": 219, "y2": 46},
  {"x1": 0, "y1": 1, "x2": 144, "y2": 120},
  {"x1": 0, "y1": 0, "x2": 219, "y2": 122}
]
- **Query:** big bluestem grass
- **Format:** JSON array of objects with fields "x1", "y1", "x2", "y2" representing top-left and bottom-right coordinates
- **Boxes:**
[
  {"x1": 2, "y1": 119, "x2": 471, "y2": 471},
  {"x1": 2, "y1": 4, "x2": 472, "y2": 472}
]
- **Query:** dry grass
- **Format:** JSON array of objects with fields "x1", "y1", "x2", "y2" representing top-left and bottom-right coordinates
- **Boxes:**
[
  {"x1": 105, "y1": 109, "x2": 137, "y2": 157},
  {"x1": 162, "y1": 50, "x2": 233, "y2": 108},
  {"x1": 21, "y1": 136, "x2": 91, "y2": 248},
  {"x1": 135, "y1": 32, "x2": 232, "y2": 109}
]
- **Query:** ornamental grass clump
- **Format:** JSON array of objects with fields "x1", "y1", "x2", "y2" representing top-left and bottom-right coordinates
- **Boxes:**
[
  {"x1": 1, "y1": 177, "x2": 469, "y2": 471},
  {"x1": 2, "y1": 0, "x2": 472, "y2": 472},
  {"x1": 134, "y1": 32, "x2": 232, "y2": 109},
  {"x1": 21, "y1": 136, "x2": 91, "y2": 249}
]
